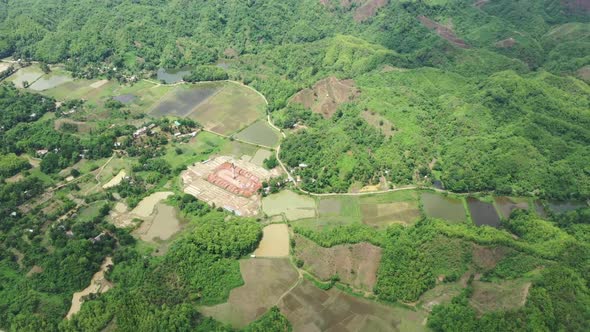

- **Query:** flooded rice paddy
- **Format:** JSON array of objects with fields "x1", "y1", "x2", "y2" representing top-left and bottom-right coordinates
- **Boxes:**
[
  {"x1": 254, "y1": 224, "x2": 290, "y2": 257},
  {"x1": 234, "y1": 120, "x2": 280, "y2": 147},
  {"x1": 467, "y1": 197, "x2": 501, "y2": 228},
  {"x1": 139, "y1": 203, "x2": 182, "y2": 242},
  {"x1": 149, "y1": 83, "x2": 222, "y2": 118},
  {"x1": 29, "y1": 74, "x2": 73, "y2": 91},
  {"x1": 113, "y1": 94, "x2": 136, "y2": 104},
  {"x1": 494, "y1": 197, "x2": 529, "y2": 219},
  {"x1": 421, "y1": 192, "x2": 466, "y2": 223}
]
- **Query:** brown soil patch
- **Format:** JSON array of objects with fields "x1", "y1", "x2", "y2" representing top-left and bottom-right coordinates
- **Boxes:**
[
  {"x1": 200, "y1": 258, "x2": 299, "y2": 328},
  {"x1": 67, "y1": 257, "x2": 113, "y2": 319},
  {"x1": 418, "y1": 16, "x2": 469, "y2": 48},
  {"x1": 294, "y1": 234, "x2": 382, "y2": 291},
  {"x1": 361, "y1": 110, "x2": 395, "y2": 138},
  {"x1": 471, "y1": 245, "x2": 512, "y2": 271},
  {"x1": 279, "y1": 278, "x2": 428, "y2": 332},
  {"x1": 474, "y1": 0, "x2": 489, "y2": 8},
  {"x1": 26, "y1": 265, "x2": 44, "y2": 277},
  {"x1": 322, "y1": 1, "x2": 389, "y2": 22},
  {"x1": 290, "y1": 76, "x2": 359, "y2": 119},
  {"x1": 254, "y1": 224, "x2": 290, "y2": 257},
  {"x1": 495, "y1": 37, "x2": 517, "y2": 48},
  {"x1": 563, "y1": 0, "x2": 590, "y2": 12},
  {"x1": 470, "y1": 280, "x2": 531, "y2": 315},
  {"x1": 577, "y1": 65, "x2": 590, "y2": 82}
]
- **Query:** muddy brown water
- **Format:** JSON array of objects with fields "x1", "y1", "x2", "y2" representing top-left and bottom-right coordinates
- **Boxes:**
[
  {"x1": 140, "y1": 203, "x2": 182, "y2": 242},
  {"x1": 421, "y1": 192, "x2": 466, "y2": 223},
  {"x1": 467, "y1": 197, "x2": 501, "y2": 228}
]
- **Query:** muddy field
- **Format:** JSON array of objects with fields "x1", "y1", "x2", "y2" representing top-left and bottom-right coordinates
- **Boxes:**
[
  {"x1": 137, "y1": 203, "x2": 182, "y2": 242},
  {"x1": 131, "y1": 191, "x2": 174, "y2": 218},
  {"x1": 200, "y1": 258, "x2": 299, "y2": 328},
  {"x1": 291, "y1": 76, "x2": 359, "y2": 118},
  {"x1": 279, "y1": 279, "x2": 428, "y2": 332},
  {"x1": 293, "y1": 234, "x2": 382, "y2": 291},
  {"x1": 254, "y1": 224, "x2": 290, "y2": 257},
  {"x1": 262, "y1": 190, "x2": 316, "y2": 220}
]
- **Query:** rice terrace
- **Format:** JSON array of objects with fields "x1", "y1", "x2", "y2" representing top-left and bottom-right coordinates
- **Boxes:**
[{"x1": 0, "y1": 1, "x2": 589, "y2": 331}]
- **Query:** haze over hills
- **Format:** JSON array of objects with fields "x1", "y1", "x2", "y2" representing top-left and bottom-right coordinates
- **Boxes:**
[{"x1": 0, "y1": 1, "x2": 589, "y2": 331}]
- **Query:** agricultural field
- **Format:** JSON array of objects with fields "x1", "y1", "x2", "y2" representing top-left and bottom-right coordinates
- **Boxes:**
[
  {"x1": 469, "y1": 280, "x2": 531, "y2": 315},
  {"x1": 359, "y1": 191, "x2": 421, "y2": 228},
  {"x1": 278, "y1": 279, "x2": 428, "y2": 332},
  {"x1": 149, "y1": 82, "x2": 222, "y2": 118},
  {"x1": 6, "y1": 65, "x2": 44, "y2": 88},
  {"x1": 421, "y1": 192, "x2": 467, "y2": 223},
  {"x1": 234, "y1": 120, "x2": 280, "y2": 147},
  {"x1": 199, "y1": 258, "x2": 299, "y2": 328},
  {"x1": 262, "y1": 190, "x2": 316, "y2": 221},
  {"x1": 293, "y1": 234, "x2": 382, "y2": 291}
]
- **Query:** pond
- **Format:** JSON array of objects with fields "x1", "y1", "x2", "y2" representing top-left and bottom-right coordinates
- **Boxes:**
[
  {"x1": 157, "y1": 68, "x2": 191, "y2": 84},
  {"x1": 467, "y1": 197, "x2": 501, "y2": 228},
  {"x1": 421, "y1": 192, "x2": 466, "y2": 223},
  {"x1": 432, "y1": 180, "x2": 444, "y2": 190},
  {"x1": 494, "y1": 197, "x2": 529, "y2": 219}
]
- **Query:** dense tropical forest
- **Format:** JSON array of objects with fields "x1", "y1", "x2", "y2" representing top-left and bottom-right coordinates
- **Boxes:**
[{"x1": 0, "y1": 0, "x2": 589, "y2": 331}]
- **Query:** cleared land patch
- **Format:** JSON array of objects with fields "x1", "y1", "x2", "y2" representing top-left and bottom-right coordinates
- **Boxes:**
[
  {"x1": 418, "y1": 15, "x2": 468, "y2": 48},
  {"x1": 234, "y1": 120, "x2": 280, "y2": 147},
  {"x1": 470, "y1": 280, "x2": 531, "y2": 315},
  {"x1": 254, "y1": 224, "x2": 290, "y2": 257},
  {"x1": 279, "y1": 279, "x2": 428, "y2": 332},
  {"x1": 102, "y1": 170, "x2": 126, "y2": 189},
  {"x1": 361, "y1": 110, "x2": 395, "y2": 138},
  {"x1": 66, "y1": 257, "x2": 113, "y2": 319},
  {"x1": 262, "y1": 190, "x2": 316, "y2": 220},
  {"x1": 293, "y1": 234, "x2": 382, "y2": 291},
  {"x1": 291, "y1": 76, "x2": 359, "y2": 118},
  {"x1": 200, "y1": 258, "x2": 299, "y2": 328},
  {"x1": 250, "y1": 149, "x2": 272, "y2": 167}
]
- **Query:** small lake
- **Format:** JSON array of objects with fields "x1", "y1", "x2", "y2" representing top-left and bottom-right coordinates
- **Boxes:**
[
  {"x1": 494, "y1": 197, "x2": 529, "y2": 219},
  {"x1": 467, "y1": 197, "x2": 501, "y2": 228},
  {"x1": 421, "y1": 192, "x2": 466, "y2": 223},
  {"x1": 157, "y1": 68, "x2": 191, "y2": 84}
]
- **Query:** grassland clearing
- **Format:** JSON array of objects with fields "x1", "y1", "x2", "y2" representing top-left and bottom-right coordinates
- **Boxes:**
[
  {"x1": 293, "y1": 234, "x2": 382, "y2": 291},
  {"x1": 361, "y1": 110, "x2": 395, "y2": 138},
  {"x1": 200, "y1": 258, "x2": 299, "y2": 328},
  {"x1": 250, "y1": 149, "x2": 272, "y2": 167},
  {"x1": 163, "y1": 132, "x2": 225, "y2": 169},
  {"x1": 469, "y1": 279, "x2": 531, "y2": 315},
  {"x1": 262, "y1": 190, "x2": 316, "y2": 220},
  {"x1": 254, "y1": 224, "x2": 290, "y2": 257},
  {"x1": 234, "y1": 120, "x2": 280, "y2": 147},
  {"x1": 279, "y1": 278, "x2": 428, "y2": 332},
  {"x1": 290, "y1": 76, "x2": 359, "y2": 118}
]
